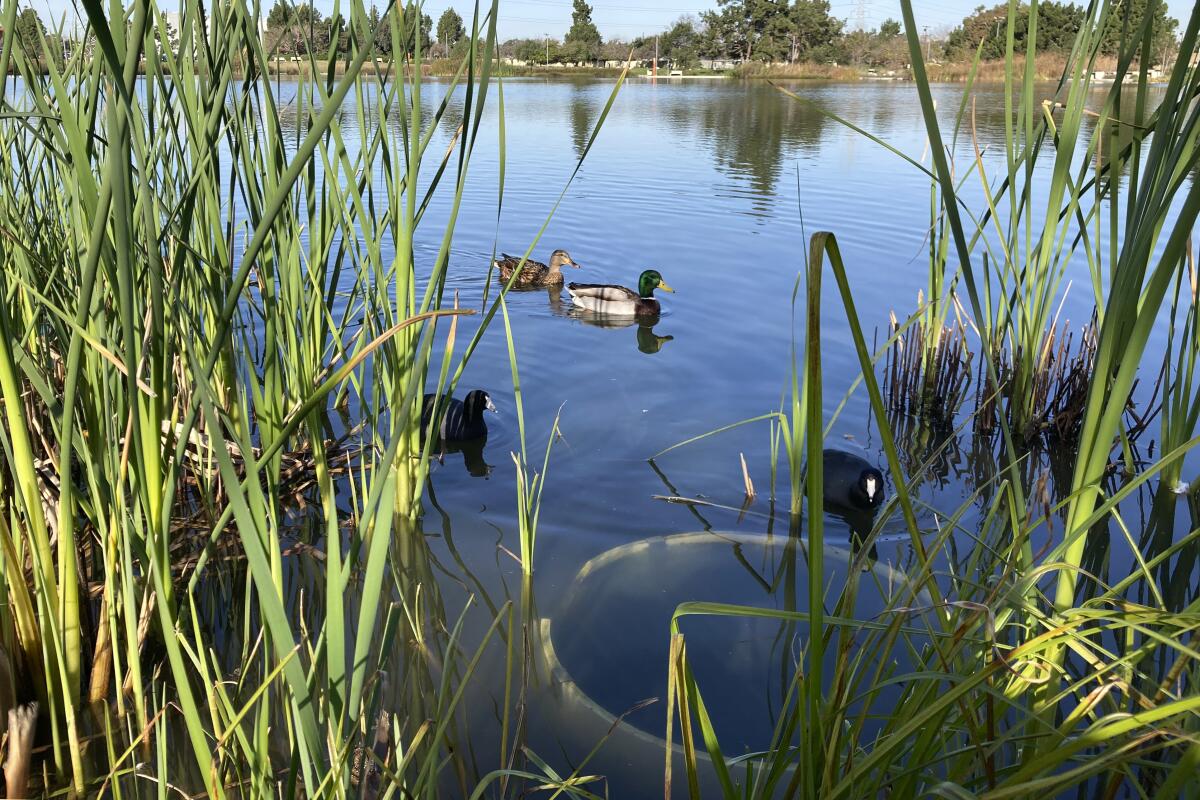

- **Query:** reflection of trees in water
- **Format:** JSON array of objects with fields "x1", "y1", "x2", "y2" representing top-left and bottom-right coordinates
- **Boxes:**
[
  {"x1": 567, "y1": 80, "x2": 596, "y2": 160},
  {"x1": 687, "y1": 85, "x2": 828, "y2": 201}
]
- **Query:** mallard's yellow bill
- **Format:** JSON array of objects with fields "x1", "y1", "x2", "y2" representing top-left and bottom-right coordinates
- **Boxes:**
[{"x1": 657, "y1": 280, "x2": 675, "y2": 293}]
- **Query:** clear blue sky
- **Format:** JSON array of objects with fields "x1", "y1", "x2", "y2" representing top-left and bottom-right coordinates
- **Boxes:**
[{"x1": 30, "y1": 0, "x2": 1198, "y2": 43}]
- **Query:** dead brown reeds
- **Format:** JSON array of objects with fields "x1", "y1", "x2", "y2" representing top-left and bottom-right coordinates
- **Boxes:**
[
  {"x1": 885, "y1": 304, "x2": 1162, "y2": 450},
  {"x1": 884, "y1": 304, "x2": 973, "y2": 427}
]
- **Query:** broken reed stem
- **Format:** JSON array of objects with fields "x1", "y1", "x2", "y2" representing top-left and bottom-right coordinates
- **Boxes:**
[{"x1": 740, "y1": 452, "x2": 756, "y2": 500}]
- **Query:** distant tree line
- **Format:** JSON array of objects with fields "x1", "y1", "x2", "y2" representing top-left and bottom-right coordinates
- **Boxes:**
[
  {"x1": 943, "y1": 1, "x2": 1177, "y2": 62},
  {"x1": 263, "y1": 0, "x2": 436, "y2": 58},
  {"x1": 498, "y1": 0, "x2": 1180, "y2": 70},
  {"x1": 7, "y1": 8, "x2": 69, "y2": 69}
]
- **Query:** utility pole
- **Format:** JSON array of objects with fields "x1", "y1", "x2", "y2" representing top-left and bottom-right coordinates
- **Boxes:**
[
  {"x1": 654, "y1": 34, "x2": 658, "y2": 78},
  {"x1": 544, "y1": 32, "x2": 549, "y2": 65},
  {"x1": 923, "y1": 26, "x2": 930, "y2": 61}
]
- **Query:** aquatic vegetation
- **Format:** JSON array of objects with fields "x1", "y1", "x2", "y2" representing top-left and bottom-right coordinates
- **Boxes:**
[
  {"x1": 663, "y1": 0, "x2": 1200, "y2": 796},
  {"x1": 0, "y1": 0, "x2": 1195, "y2": 793},
  {"x1": 0, "y1": 0, "x2": 625, "y2": 792},
  {"x1": 500, "y1": 295, "x2": 563, "y2": 577},
  {"x1": 883, "y1": 302, "x2": 973, "y2": 427}
]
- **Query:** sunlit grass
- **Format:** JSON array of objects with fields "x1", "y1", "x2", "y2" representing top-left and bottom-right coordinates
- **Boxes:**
[{"x1": 0, "y1": 0, "x2": 624, "y2": 793}]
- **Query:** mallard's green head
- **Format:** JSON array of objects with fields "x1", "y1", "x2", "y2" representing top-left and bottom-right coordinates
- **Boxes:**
[{"x1": 637, "y1": 270, "x2": 674, "y2": 298}]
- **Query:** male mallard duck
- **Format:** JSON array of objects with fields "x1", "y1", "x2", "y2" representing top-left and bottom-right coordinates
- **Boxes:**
[
  {"x1": 421, "y1": 389, "x2": 497, "y2": 442},
  {"x1": 567, "y1": 270, "x2": 674, "y2": 316},
  {"x1": 818, "y1": 449, "x2": 885, "y2": 511},
  {"x1": 493, "y1": 250, "x2": 580, "y2": 288}
]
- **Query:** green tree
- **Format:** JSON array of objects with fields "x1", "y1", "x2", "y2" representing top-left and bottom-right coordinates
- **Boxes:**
[
  {"x1": 1039, "y1": 1, "x2": 1086, "y2": 50},
  {"x1": 264, "y1": 1, "x2": 331, "y2": 56},
  {"x1": 698, "y1": 5, "x2": 749, "y2": 60},
  {"x1": 266, "y1": 0, "x2": 294, "y2": 30},
  {"x1": 328, "y1": 13, "x2": 349, "y2": 56},
  {"x1": 563, "y1": 0, "x2": 602, "y2": 63},
  {"x1": 945, "y1": 3, "x2": 1085, "y2": 61},
  {"x1": 1099, "y1": 0, "x2": 1178, "y2": 59},
  {"x1": 400, "y1": 3, "x2": 433, "y2": 55},
  {"x1": 291, "y1": 5, "x2": 329, "y2": 55},
  {"x1": 14, "y1": 7, "x2": 45, "y2": 57},
  {"x1": 510, "y1": 36, "x2": 560, "y2": 63},
  {"x1": 436, "y1": 8, "x2": 464, "y2": 56},
  {"x1": 660, "y1": 17, "x2": 701, "y2": 69},
  {"x1": 265, "y1": 0, "x2": 293, "y2": 53},
  {"x1": 370, "y1": 3, "x2": 430, "y2": 57},
  {"x1": 878, "y1": 18, "x2": 901, "y2": 38},
  {"x1": 699, "y1": 0, "x2": 839, "y2": 62},
  {"x1": 790, "y1": 0, "x2": 842, "y2": 59},
  {"x1": 367, "y1": 5, "x2": 390, "y2": 55}
]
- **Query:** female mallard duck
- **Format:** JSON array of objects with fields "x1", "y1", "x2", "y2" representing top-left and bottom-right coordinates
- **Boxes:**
[
  {"x1": 567, "y1": 270, "x2": 674, "y2": 316},
  {"x1": 493, "y1": 250, "x2": 580, "y2": 288}
]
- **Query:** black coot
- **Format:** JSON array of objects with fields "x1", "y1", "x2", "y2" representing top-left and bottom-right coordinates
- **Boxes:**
[
  {"x1": 819, "y1": 449, "x2": 885, "y2": 511},
  {"x1": 421, "y1": 389, "x2": 496, "y2": 442}
]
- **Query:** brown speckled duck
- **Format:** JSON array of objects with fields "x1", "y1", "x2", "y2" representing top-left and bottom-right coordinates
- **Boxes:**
[{"x1": 493, "y1": 249, "x2": 581, "y2": 288}]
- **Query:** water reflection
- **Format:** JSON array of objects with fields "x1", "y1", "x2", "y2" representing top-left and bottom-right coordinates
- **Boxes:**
[
  {"x1": 562, "y1": 306, "x2": 675, "y2": 354},
  {"x1": 430, "y1": 436, "x2": 492, "y2": 477},
  {"x1": 691, "y1": 84, "x2": 828, "y2": 204},
  {"x1": 568, "y1": 81, "x2": 596, "y2": 160}
]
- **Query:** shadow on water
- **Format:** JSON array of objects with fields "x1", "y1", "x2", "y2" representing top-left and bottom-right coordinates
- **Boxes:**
[{"x1": 571, "y1": 309, "x2": 675, "y2": 354}]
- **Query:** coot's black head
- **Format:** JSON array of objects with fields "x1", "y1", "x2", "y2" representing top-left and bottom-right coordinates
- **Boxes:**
[
  {"x1": 463, "y1": 390, "x2": 497, "y2": 421},
  {"x1": 851, "y1": 467, "x2": 885, "y2": 509}
]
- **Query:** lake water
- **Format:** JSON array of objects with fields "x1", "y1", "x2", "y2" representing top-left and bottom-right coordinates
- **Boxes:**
[{"x1": 259, "y1": 77, "x2": 1193, "y2": 795}]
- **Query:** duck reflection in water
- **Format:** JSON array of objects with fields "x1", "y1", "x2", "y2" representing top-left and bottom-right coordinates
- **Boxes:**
[{"x1": 568, "y1": 308, "x2": 675, "y2": 354}]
